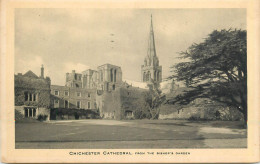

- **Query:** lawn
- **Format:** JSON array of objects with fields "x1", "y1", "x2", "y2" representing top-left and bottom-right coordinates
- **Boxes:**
[{"x1": 15, "y1": 119, "x2": 247, "y2": 149}]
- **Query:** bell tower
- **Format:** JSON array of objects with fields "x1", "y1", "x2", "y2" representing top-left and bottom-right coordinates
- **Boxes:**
[{"x1": 141, "y1": 15, "x2": 162, "y2": 84}]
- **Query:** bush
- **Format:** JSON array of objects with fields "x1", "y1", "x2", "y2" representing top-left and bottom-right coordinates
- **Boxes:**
[
  {"x1": 37, "y1": 114, "x2": 48, "y2": 121},
  {"x1": 15, "y1": 109, "x2": 24, "y2": 121},
  {"x1": 134, "y1": 109, "x2": 152, "y2": 119},
  {"x1": 74, "y1": 112, "x2": 79, "y2": 120},
  {"x1": 50, "y1": 108, "x2": 100, "y2": 120}
]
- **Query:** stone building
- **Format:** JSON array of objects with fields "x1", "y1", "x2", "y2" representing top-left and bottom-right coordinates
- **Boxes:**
[
  {"x1": 50, "y1": 64, "x2": 123, "y2": 112},
  {"x1": 96, "y1": 83, "x2": 148, "y2": 119},
  {"x1": 64, "y1": 64, "x2": 122, "y2": 91},
  {"x1": 50, "y1": 85, "x2": 96, "y2": 109},
  {"x1": 65, "y1": 70, "x2": 83, "y2": 88},
  {"x1": 51, "y1": 16, "x2": 160, "y2": 120},
  {"x1": 15, "y1": 66, "x2": 51, "y2": 120},
  {"x1": 141, "y1": 15, "x2": 162, "y2": 84},
  {"x1": 97, "y1": 64, "x2": 123, "y2": 91}
]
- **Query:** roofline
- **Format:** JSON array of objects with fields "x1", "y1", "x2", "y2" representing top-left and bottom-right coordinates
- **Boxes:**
[
  {"x1": 97, "y1": 63, "x2": 121, "y2": 68},
  {"x1": 82, "y1": 69, "x2": 97, "y2": 72}
]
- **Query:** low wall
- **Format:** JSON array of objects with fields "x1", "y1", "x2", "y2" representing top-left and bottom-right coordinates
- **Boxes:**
[{"x1": 158, "y1": 104, "x2": 243, "y2": 121}]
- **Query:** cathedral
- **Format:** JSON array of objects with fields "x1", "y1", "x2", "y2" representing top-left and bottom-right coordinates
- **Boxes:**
[
  {"x1": 15, "y1": 15, "x2": 163, "y2": 120},
  {"x1": 14, "y1": 15, "x2": 244, "y2": 122},
  {"x1": 141, "y1": 15, "x2": 162, "y2": 84}
]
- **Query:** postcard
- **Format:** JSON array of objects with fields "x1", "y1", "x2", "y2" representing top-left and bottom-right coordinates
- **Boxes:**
[{"x1": 1, "y1": 0, "x2": 259, "y2": 163}]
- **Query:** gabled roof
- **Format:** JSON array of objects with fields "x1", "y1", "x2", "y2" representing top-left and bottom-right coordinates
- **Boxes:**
[{"x1": 24, "y1": 70, "x2": 38, "y2": 78}]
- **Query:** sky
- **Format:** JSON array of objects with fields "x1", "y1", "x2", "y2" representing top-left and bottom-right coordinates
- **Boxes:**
[{"x1": 15, "y1": 8, "x2": 246, "y2": 85}]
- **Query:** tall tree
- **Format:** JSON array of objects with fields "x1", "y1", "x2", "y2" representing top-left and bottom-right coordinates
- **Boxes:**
[
  {"x1": 168, "y1": 29, "x2": 247, "y2": 123},
  {"x1": 148, "y1": 79, "x2": 166, "y2": 119}
]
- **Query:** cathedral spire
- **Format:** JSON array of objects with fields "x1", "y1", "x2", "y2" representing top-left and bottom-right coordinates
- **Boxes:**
[
  {"x1": 141, "y1": 15, "x2": 162, "y2": 83},
  {"x1": 147, "y1": 14, "x2": 156, "y2": 57}
]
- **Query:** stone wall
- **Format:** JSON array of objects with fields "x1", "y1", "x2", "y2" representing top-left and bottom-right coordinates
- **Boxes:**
[
  {"x1": 15, "y1": 72, "x2": 51, "y2": 120},
  {"x1": 15, "y1": 106, "x2": 50, "y2": 120},
  {"x1": 15, "y1": 74, "x2": 51, "y2": 108},
  {"x1": 96, "y1": 88, "x2": 122, "y2": 119},
  {"x1": 159, "y1": 98, "x2": 244, "y2": 121},
  {"x1": 96, "y1": 86, "x2": 148, "y2": 119},
  {"x1": 38, "y1": 107, "x2": 51, "y2": 120},
  {"x1": 119, "y1": 87, "x2": 148, "y2": 119}
]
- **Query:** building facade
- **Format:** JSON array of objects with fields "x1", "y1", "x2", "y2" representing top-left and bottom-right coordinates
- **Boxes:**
[
  {"x1": 141, "y1": 15, "x2": 162, "y2": 84},
  {"x1": 50, "y1": 85, "x2": 96, "y2": 109},
  {"x1": 96, "y1": 83, "x2": 148, "y2": 119},
  {"x1": 50, "y1": 64, "x2": 123, "y2": 112},
  {"x1": 96, "y1": 64, "x2": 123, "y2": 91},
  {"x1": 15, "y1": 66, "x2": 51, "y2": 120}
]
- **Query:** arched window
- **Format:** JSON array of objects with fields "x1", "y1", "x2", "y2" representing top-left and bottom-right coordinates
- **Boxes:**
[
  {"x1": 154, "y1": 71, "x2": 157, "y2": 81},
  {"x1": 110, "y1": 69, "x2": 113, "y2": 82},
  {"x1": 147, "y1": 71, "x2": 150, "y2": 81},
  {"x1": 157, "y1": 71, "x2": 160, "y2": 81},
  {"x1": 114, "y1": 69, "x2": 117, "y2": 82},
  {"x1": 143, "y1": 72, "x2": 146, "y2": 81}
]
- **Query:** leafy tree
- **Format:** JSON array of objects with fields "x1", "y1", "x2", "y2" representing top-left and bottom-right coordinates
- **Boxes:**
[
  {"x1": 133, "y1": 79, "x2": 166, "y2": 119},
  {"x1": 134, "y1": 91, "x2": 152, "y2": 119},
  {"x1": 168, "y1": 29, "x2": 247, "y2": 123},
  {"x1": 147, "y1": 79, "x2": 166, "y2": 119}
]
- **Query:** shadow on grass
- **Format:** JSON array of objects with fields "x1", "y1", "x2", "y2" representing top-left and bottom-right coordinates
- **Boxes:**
[
  {"x1": 148, "y1": 123, "x2": 189, "y2": 126},
  {"x1": 187, "y1": 120, "x2": 246, "y2": 129},
  {"x1": 210, "y1": 122, "x2": 246, "y2": 129}
]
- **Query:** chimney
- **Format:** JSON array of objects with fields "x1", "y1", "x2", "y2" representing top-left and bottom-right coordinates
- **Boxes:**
[{"x1": 41, "y1": 65, "x2": 44, "y2": 78}]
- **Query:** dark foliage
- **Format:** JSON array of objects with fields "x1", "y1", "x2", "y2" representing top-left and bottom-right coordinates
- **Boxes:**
[
  {"x1": 15, "y1": 109, "x2": 24, "y2": 121},
  {"x1": 146, "y1": 80, "x2": 166, "y2": 119},
  {"x1": 50, "y1": 108, "x2": 100, "y2": 120},
  {"x1": 168, "y1": 29, "x2": 247, "y2": 123},
  {"x1": 37, "y1": 114, "x2": 48, "y2": 121}
]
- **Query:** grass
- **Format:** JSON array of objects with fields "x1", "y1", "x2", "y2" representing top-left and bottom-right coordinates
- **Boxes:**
[{"x1": 15, "y1": 119, "x2": 247, "y2": 149}]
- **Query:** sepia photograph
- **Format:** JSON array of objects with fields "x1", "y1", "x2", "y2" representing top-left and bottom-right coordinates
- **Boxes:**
[
  {"x1": 14, "y1": 8, "x2": 247, "y2": 149},
  {"x1": 1, "y1": 0, "x2": 259, "y2": 163}
]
